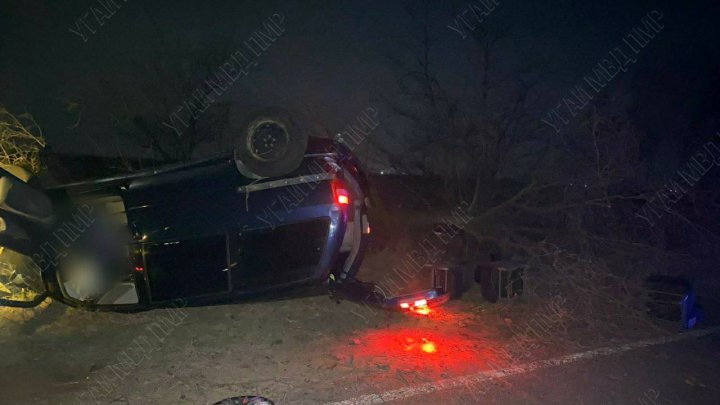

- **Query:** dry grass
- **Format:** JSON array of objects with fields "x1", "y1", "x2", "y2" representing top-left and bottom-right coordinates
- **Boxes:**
[
  {"x1": 487, "y1": 241, "x2": 676, "y2": 352},
  {"x1": 0, "y1": 106, "x2": 46, "y2": 174}
]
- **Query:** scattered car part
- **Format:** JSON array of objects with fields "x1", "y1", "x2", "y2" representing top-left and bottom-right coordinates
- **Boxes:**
[
  {"x1": 645, "y1": 275, "x2": 702, "y2": 329},
  {"x1": 475, "y1": 261, "x2": 525, "y2": 303}
]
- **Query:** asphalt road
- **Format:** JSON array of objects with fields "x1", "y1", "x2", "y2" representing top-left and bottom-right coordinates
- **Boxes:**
[
  {"x1": 328, "y1": 331, "x2": 720, "y2": 405},
  {"x1": 2, "y1": 291, "x2": 718, "y2": 405}
]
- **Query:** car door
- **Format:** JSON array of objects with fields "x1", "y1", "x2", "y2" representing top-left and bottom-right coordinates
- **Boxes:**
[
  {"x1": 123, "y1": 163, "x2": 238, "y2": 303},
  {"x1": 142, "y1": 234, "x2": 232, "y2": 302}
]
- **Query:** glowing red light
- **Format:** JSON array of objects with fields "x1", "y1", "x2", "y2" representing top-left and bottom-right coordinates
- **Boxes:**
[
  {"x1": 332, "y1": 180, "x2": 350, "y2": 206},
  {"x1": 414, "y1": 299, "x2": 427, "y2": 307},
  {"x1": 400, "y1": 302, "x2": 410, "y2": 309},
  {"x1": 134, "y1": 266, "x2": 144, "y2": 272}
]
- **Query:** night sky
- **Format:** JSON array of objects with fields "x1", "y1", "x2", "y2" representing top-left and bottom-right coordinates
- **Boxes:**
[{"x1": 1, "y1": 0, "x2": 718, "y2": 174}]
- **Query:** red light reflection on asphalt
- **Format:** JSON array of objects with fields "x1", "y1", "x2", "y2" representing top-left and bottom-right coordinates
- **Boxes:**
[
  {"x1": 402, "y1": 337, "x2": 436, "y2": 353},
  {"x1": 421, "y1": 339, "x2": 437, "y2": 353},
  {"x1": 339, "y1": 326, "x2": 501, "y2": 378}
]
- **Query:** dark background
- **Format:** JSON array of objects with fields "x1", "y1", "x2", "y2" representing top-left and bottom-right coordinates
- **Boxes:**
[{"x1": 1, "y1": 0, "x2": 718, "y2": 167}]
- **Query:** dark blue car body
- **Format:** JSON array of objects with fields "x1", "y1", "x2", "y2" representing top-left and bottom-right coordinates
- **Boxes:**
[{"x1": 35, "y1": 138, "x2": 371, "y2": 310}]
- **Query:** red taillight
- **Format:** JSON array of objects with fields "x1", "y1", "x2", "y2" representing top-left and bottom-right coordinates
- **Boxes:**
[
  {"x1": 135, "y1": 266, "x2": 144, "y2": 273},
  {"x1": 414, "y1": 299, "x2": 427, "y2": 307},
  {"x1": 332, "y1": 180, "x2": 350, "y2": 206},
  {"x1": 400, "y1": 302, "x2": 410, "y2": 309}
]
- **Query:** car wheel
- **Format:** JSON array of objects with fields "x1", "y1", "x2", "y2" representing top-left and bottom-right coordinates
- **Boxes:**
[{"x1": 234, "y1": 108, "x2": 309, "y2": 179}]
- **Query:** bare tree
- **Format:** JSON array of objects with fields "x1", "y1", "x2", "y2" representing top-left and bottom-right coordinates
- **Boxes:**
[
  {"x1": 0, "y1": 107, "x2": 46, "y2": 174},
  {"x1": 108, "y1": 27, "x2": 236, "y2": 163},
  {"x1": 375, "y1": 2, "x2": 537, "y2": 211},
  {"x1": 59, "y1": 4, "x2": 258, "y2": 165}
]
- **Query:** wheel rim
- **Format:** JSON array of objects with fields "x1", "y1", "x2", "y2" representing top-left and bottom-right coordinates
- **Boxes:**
[{"x1": 247, "y1": 120, "x2": 290, "y2": 162}]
